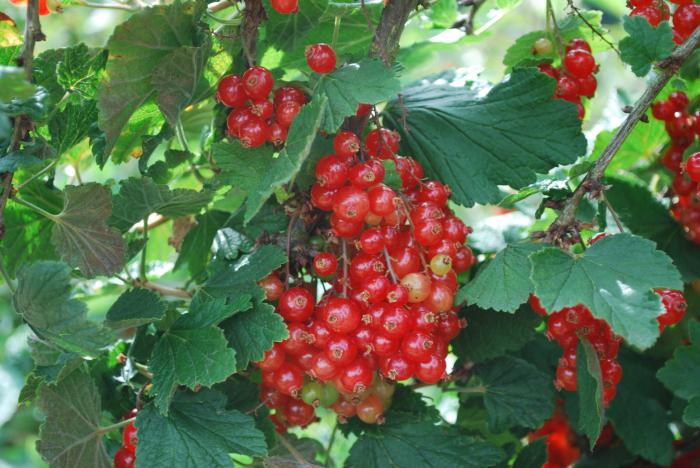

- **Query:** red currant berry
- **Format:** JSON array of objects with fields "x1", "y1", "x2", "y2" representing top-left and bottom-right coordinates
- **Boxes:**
[
  {"x1": 239, "y1": 117, "x2": 269, "y2": 148},
  {"x1": 668, "y1": 91, "x2": 690, "y2": 112},
  {"x1": 380, "y1": 304, "x2": 413, "y2": 337},
  {"x1": 311, "y1": 353, "x2": 339, "y2": 381},
  {"x1": 330, "y1": 214, "x2": 363, "y2": 238},
  {"x1": 259, "y1": 274, "x2": 284, "y2": 301},
  {"x1": 651, "y1": 100, "x2": 675, "y2": 121},
  {"x1": 556, "y1": 76, "x2": 580, "y2": 101},
  {"x1": 274, "y1": 362, "x2": 304, "y2": 397},
  {"x1": 368, "y1": 185, "x2": 397, "y2": 216},
  {"x1": 325, "y1": 334, "x2": 359, "y2": 366},
  {"x1": 274, "y1": 86, "x2": 306, "y2": 107},
  {"x1": 372, "y1": 332, "x2": 400, "y2": 357},
  {"x1": 114, "y1": 447, "x2": 135, "y2": 468},
  {"x1": 400, "y1": 273, "x2": 432, "y2": 303},
  {"x1": 217, "y1": 75, "x2": 247, "y2": 108},
  {"x1": 340, "y1": 358, "x2": 373, "y2": 393},
  {"x1": 673, "y1": 4, "x2": 700, "y2": 36},
  {"x1": 686, "y1": 152, "x2": 700, "y2": 182},
  {"x1": 305, "y1": 43, "x2": 337, "y2": 74},
  {"x1": 382, "y1": 354, "x2": 415, "y2": 381},
  {"x1": 313, "y1": 252, "x2": 338, "y2": 277},
  {"x1": 333, "y1": 185, "x2": 370, "y2": 223},
  {"x1": 577, "y1": 75, "x2": 597, "y2": 98},
  {"x1": 453, "y1": 246, "x2": 474, "y2": 273},
  {"x1": 385, "y1": 283, "x2": 409, "y2": 306},
  {"x1": 242, "y1": 66, "x2": 274, "y2": 100},
  {"x1": 270, "y1": 0, "x2": 298, "y2": 14},
  {"x1": 566, "y1": 38, "x2": 592, "y2": 53},
  {"x1": 284, "y1": 400, "x2": 316, "y2": 427},
  {"x1": 359, "y1": 227, "x2": 385, "y2": 255},
  {"x1": 365, "y1": 128, "x2": 400, "y2": 158},
  {"x1": 563, "y1": 49, "x2": 596, "y2": 78},
  {"x1": 268, "y1": 122, "x2": 288, "y2": 146},
  {"x1": 425, "y1": 283, "x2": 454, "y2": 313},
  {"x1": 415, "y1": 353, "x2": 446, "y2": 384},
  {"x1": 349, "y1": 161, "x2": 385, "y2": 188},
  {"x1": 250, "y1": 99, "x2": 274, "y2": 119},
  {"x1": 356, "y1": 394, "x2": 385, "y2": 424},
  {"x1": 227, "y1": 108, "x2": 255, "y2": 137},
  {"x1": 555, "y1": 364, "x2": 577, "y2": 391},
  {"x1": 322, "y1": 297, "x2": 362, "y2": 334},
  {"x1": 401, "y1": 330, "x2": 436, "y2": 363},
  {"x1": 316, "y1": 154, "x2": 349, "y2": 189},
  {"x1": 122, "y1": 421, "x2": 138, "y2": 451},
  {"x1": 630, "y1": 5, "x2": 662, "y2": 26},
  {"x1": 311, "y1": 183, "x2": 338, "y2": 211},
  {"x1": 276, "y1": 100, "x2": 301, "y2": 128},
  {"x1": 278, "y1": 287, "x2": 315, "y2": 322},
  {"x1": 334, "y1": 131, "x2": 361, "y2": 158},
  {"x1": 257, "y1": 343, "x2": 286, "y2": 371},
  {"x1": 390, "y1": 247, "x2": 422, "y2": 278},
  {"x1": 417, "y1": 181, "x2": 449, "y2": 206}
]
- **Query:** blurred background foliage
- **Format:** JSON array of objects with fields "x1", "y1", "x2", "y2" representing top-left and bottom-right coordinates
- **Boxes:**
[{"x1": 0, "y1": 0, "x2": 660, "y2": 465}]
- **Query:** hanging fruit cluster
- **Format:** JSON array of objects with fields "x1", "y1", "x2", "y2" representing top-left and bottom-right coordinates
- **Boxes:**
[
  {"x1": 628, "y1": 0, "x2": 700, "y2": 43},
  {"x1": 528, "y1": 403, "x2": 581, "y2": 468},
  {"x1": 537, "y1": 38, "x2": 598, "y2": 120},
  {"x1": 531, "y1": 286, "x2": 686, "y2": 406},
  {"x1": 113, "y1": 409, "x2": 138, "y2": 468},
  {"x1": 9, "y1": 0, "x2": 56, "y2": 15},
  {"x1": 254, "y1": 126, "x2": 473, "y2": 429},
  {"x1": 217, "y1": 66, "x2": 306, "y2": 148},
  {"x1": 651, "y1": 91, "x2": 700, "y2": 243}
]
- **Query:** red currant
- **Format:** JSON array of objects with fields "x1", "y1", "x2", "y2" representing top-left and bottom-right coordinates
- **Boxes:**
[
  {"x1": 686, "y1": 152, "x2": 700, "y2": 182},
  {"x1": 278, "y1": 287, "x2": 315, "y2": 322},
  {"x1": 563, "y1": 49, "x2": 596, "y2": 78},
  {"x1": 270, "y1": 0, "x2": 298, "y2": 14},
  {"x1": 305, "y1": 43, "x2": 337, "y2": 74},
  {"x1": 114, "y1": 447, "x2": 135, "y2": 468},
  {"x1": 242, "y1": 66, "x2": 274, "y2": 100},
  {"x1": 313, "y1": 252, "x2": 338, "y2": 276},
  {"x1": 217, "y1": 75, "x2": 247, "y2": 108}
]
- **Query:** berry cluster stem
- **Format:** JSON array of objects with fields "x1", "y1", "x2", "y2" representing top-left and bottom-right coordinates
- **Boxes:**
[{"x1": 546, "y1": 25, "x2": 700, "y2": 246}]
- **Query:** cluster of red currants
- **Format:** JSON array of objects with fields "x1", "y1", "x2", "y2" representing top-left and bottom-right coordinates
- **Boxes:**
[
  {"x1": 531, "y1": 286, "x2": 685, "y2": 405},
  {"x1": 538, "y1": 38, "x2": 598, "y2": 120},
  {"x1": 528, "y1": 403, "x2": 580, "y2": 468},
  {"x1": 217, "y1": 66, "x2": 306, "y2": 148},
  {"x1": 113, "y1": 409, "x2": 138, "y2": 468},
  {"x1": 254, "y1": 127, "x2": 473, "y2": 428},
  {"x1": 651, "y1": 91, "x2": 700, "y2": 243},
  {"x1": 533, "y1": 298, "x2": 623, "y2": 405},
  {"x1": 628, "y1": 0, "x2": 700, "y2": 44}
]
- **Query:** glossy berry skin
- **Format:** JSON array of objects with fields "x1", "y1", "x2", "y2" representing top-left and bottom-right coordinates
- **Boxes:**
[
  {"x1": 686, "y1": 152, "x2": 700, "y2": 182},
  {"x1": 268, "y1": 122, "x2": 288, "y2": 146},
  {"x1": 382, "y1": 354, "x2": 415, "y2": 381},
  {"x1": 305, "y1": 43, "x2": 337, "y2": 74},
  {"x1": 415, "y1": 353, "x2": 446, "y2": 384},
  {"x1": 339, "y1": 358, "x2": 373, "y2": 393},
  {"x1": 239, "y1": 118, "x2": 268, "y2": 148},
  {"x1": 381, "y1": 305, "x2": 413, "y2": 337},
  {"x1": 313, "y1": 252, "x2": 338, "y2": 276},
  {"x1": 217, "y1": 75, "x2": 247, "y2": 108},
  {"x1": 566, "y1": 38, "x2": 592, "y2": 53},
  {"x1": 356, "y1": 394, "x2": 385, "y2": 424},
  {"x1": 556, "y1": 76, "x2": 579, "y2": 101},
  {"x1": 275, "y1": 362, "x2": 304, "y2": 397},
  {"x1": 359, "y1": 227, "x2": 385, "y2": 254},
  {"x1": 349, "y1": 162, "x2": 384, "y2": 188},
  {"x1": 257, "y1": 343, "x2": 286, "y2": 371},
  {"x1": 242, "y1": 66, "x2": 274, "y2": 100},
  {"x1": 316, "y1": 154, "x2": 349, "y2": 189},
  {"x1": 274, "y1": 86, "x2": 306, "y2": 106},
  {"x1": 227, "y1": 108, "x2": 255, "y2": 137},
  {"x1": 259, "y1": 274, "x2": 284, "y2": 301},
  {"x1": 278, "y1": 287, "x2": 315, "y2": 322},
  {"x1": 270, "y1": 0, "x2": 298, "y2": 14},
  {"x1": 322, "y1": 297, "x2": 362, "y2": 334},
  {"x1": 333, "y1": 185, "x2": 370, "y2": 223},
  {"x1": 250, "y1": 99, "x2": 274, "y2": 119},
  {"x1": 284, "y1": 400, "x2": 316, "y2": 427},
  {"x1": 631, "y1": 5, "x2": 662, "y2": 26},
  {"x1": 400, "y1": 273, "x2": 432, "y2": 303},
  {"x1": 334, "y1": 131, "x2": 361, "y2": 158},
  {"x1": 577, "y1": 75, "x2": 597, "y2": 98},
  {"x1": 114, "y1": 447, "x2": 135, "y2": 468},
  {"x1": 674, "y1": 4, "x2": 700, "y2": 36},
  {"x1": 563, "y1": 49, "x2": 596, "y2": 78},
  {"x1": 401, "y1": 331, "x2": 436, "y2": 363},
  {"x1": 276, "y1": 100, "x2": 301, "y2": 128},
  {"x1": 122, "y1": 422, "x2": 138, "y2": 451},
  {"x1": 325, "y1": 334, "x2": 359, "y2": 366},
  {"x1": 368, "y1": 185, "x2": 397, "y2": 216},
  {"x1": 365, "y1": 128, "x2": 400, "y2": 158},
  {"x1": 311, "y1": 353, "x2": 339, "y2": 381}
]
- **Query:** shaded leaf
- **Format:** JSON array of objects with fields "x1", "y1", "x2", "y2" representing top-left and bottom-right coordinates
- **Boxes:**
[
  {"x1": 619, "y1": 16, "x2": 674, "y2": 77},
  {"x1": 576, "y1": 339, "x2": 605, "y2": 444},
  {"x1": 105, "y1": 288, "x2": 167, "y2": 329}
]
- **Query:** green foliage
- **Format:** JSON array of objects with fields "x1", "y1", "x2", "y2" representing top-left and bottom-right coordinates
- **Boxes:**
[
  {"x1": 657, "y1": 322, "x2": 700, "y2": 400},
  {"x1": 105, "y1": 288, "x2": 167, "y2": 329},
  {"x1": 619, "y1": 16, "x2": 674, "y2": 77},
  {"x1": 0, "y1": 65, "x2": 36, "y2": 102},
  {"x1": 384, "y1": 68, "x2": 586, "y2": 206},
  {"x1": 36, "y1": 370, "x2": 111, "y2": 468},
  {"x1": 135, "y1": 390, "x2": 267, "y2": 466},
  {"x1": 575, "y1": 339, "x2": 604, "y2": 444}
]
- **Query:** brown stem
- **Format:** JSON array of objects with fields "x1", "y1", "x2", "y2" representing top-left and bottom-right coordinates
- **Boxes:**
[
  {"x1": 208, "y1": 0, "x2": 233, "y2": 12},
  {"x1": 0, "y1": 0, "x2": 45, "y2": 241},
  {"x1": 383, "y1": 247, "x2": 398, "y2": 283},
  {"x1": 565, "y1": 0, "x2": 620, "y2": 56},
  {"x1": 370, "y1": 0, "x2": 419, "y2": 63},
  {"x1": 131, "y1": 214, "x2": 169, "y2": 233},
  {"x1": 275, "y1": 433, "x2": 314, "y2": 467},
  {"x1": 545, "y1": 25, "x2": 700, "y2": 247},
  {"x1": 241, "y1": 0, "x2": 266, "y2": 66},
  {"x1": 133, "y1": 280, "x2": 193, "y2": 299},
  {"x1": 341, "y1": 239, "x2": 349, "y2": 297}
]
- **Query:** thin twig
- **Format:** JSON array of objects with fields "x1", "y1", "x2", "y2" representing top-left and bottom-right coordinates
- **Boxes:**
[
  {"x1": 545, "y1": 0, "x2": 565, "y2": 58},
  {"x1": 140, "y1": 216, "x2": 149, "y2": 282},
  {"x1": 15, "y1": 160, "x2": 57, "y2": 191},
  {"x1": 383, "y1": 247, "x2": 398, "y2": 283},
  {"x1": 96, "y1": 417, "x2": 136, "y2": 435},
  {"x1": 341, "y1": 239, "x2": 349, "y2": 297},
  {"x1": 566, "y1": 0, "x2": 620, "y2": 56},
  {"x1": 545, "y1": 26, "x2": 700, "y2": 246},
  {"x1": 131, "y1": 214, "x2": 169, "y2": 233},
  {"x1": 275, "y1": 433, "x2": 315, "y2": 467},
  {"x1": 208, "y1": 0, "x2": 233, "y2": 12},
  {"x1": 0, "y1": 0, "x2": 45, "y2": 240},
  {"x1": 285, "y1": 215, "x2": 298, "y2": 289},
  {"x1": 601, "y1": 193, "x2": 624, "y2": 233},
  {"x1": 241, "y1": 0, "x2": 266, "y2": 66},
  {"x1": 0, "y1": 260, "x2": 16, "y2": 294},
  {"x1": 134, "y1": 280, "x2": 193, "y2": 299},
  {"x1": 324, "y1": 423, "x2": 339, "y2": 468},
  {"x1": 74, "y1": 0, "x2": 137, "y2": 11}
]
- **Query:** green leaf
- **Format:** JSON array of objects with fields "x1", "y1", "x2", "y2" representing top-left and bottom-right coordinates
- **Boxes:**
[
  {"x1": 105, "y1": 288, "x2": 167, "y2": 329},
  {"x1": 513, "y1": 439, "x2": 547, "y2": 468},
  {"x1": 204, "y1": 244, "x2": 287, "y2": 298},
  {"x1": 135, "y1": 389, "x2": 267, "y2": 466},
  {"x1": 596, "y1": 119, "x2": 667, "y2": 173},
  {"x1": 213, "y1": 227, "x2": 254, "y2": 260},
  {"x1": 683, "y1": 397, "x2": 700, "y2": 427},
  {"x1": 576, "y1": 339, "x2": 605, "y2": 444},
  {"x1": 222, "y1": 301, "x2": 288, "y2": 371},
  {"x1": 530, "y1": 233, "x2": 682, "y2": 350},
  {"x1": 36, "y1": 370, "x2": 111, "y2": 468},
  {"x1": 384, "y1": 69, "x2": 586, "y2": 206},
  {"x1": 1, "y1": 202, "x2": 56, "y2": 278},
  {"x1": 605, "y1": 176, "x2": 700, "y2": 281},
  {"x1": 427, "y1": 0, "x2": 458, "y2": 28},
  {"x1": 34, "y1": 44, "x2": 107, "y2": 105},
  {"x1": 49, "y1": 102, "x2": 98, "y2": 156},
  {"x1": 475, "y1": 356, "x2": 555, "y2": 432},
  {"x1": 313, "y1": 59, "x2": 400, "y2": 132},
  {"x1": 13, "y1": 261, "x2": 114, "y2": 356},
  {"x1": 214, "y1": 98, "x2": 325, "y2": 222},
  {"x1": 28, "y1": 335, "x2": 83, "y2": 385},
  {"x1": 50, "y1": 183, "x2": 126, "y2": 278},
  {"x1": 619, "y1": 15, "x2": 674, "y2": 77},
  {"x1": 347, "y1": 420, "x2": 503, "y2": 468},
  {"x1": 657, "y1": 322, "x2": 700, "y2": 400},
  {"x1": 0, "y1": 65, "x2": 36, "y2": 103},
  {"x1": 458, "y1": 243, "x2": 544, "y2": 312},
  {"x1": 110, "y1": 177, "x2": 212, "y2": 232},
  {"x1": 452, "y1": 305, "x2": 540, "y2": 363},
  {"x1": 174, "y1": 210, "x2": 229, "y2": 277},
  {"x1": 98, "y1": 3, "x2": 197, "y2": 160},
  {"x1": 152, "y1": 40, "x2": 211, "y2": 127}
]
